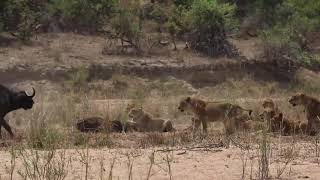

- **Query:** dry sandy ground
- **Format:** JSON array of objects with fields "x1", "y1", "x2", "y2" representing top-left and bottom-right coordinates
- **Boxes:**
[{"x1": 0, "y1": 143, "x2": 319, "y2": 180}]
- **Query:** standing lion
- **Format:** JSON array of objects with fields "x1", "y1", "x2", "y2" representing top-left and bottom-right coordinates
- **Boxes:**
[
  {"x1": 178, "y1": 97, "x2": 252, "y2": 134},
  {"x1": 128, "y1": 108, "x2": 174, "y2": 132},
  {"x1": 289, "y1": 93, "x2": 320, "y2": 135}
]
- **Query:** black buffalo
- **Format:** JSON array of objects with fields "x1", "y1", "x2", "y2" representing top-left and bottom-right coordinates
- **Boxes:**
[
  {"x1": 76, "y1": 117, "x2": 138, "y2": 133},
  {"x1": 0, "y1": 84, "x2": 35, "y2": 138}
]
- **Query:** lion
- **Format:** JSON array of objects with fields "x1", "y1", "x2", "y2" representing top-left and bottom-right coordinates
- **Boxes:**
[
  {"x1": 260, "y1": 99, "x2": 307, "y2": 135},
  {"x1": 128, "y1": 108, "x2": 174, "y2": 132},
  {"x1": 178, "y1": 97, "x2": 253, "y2": 134},
  {"x1": 262, "y1": 99, "x2": 280, "y2": 112},
  {"x1": 289, "y1": 93, "x2": 320, "y2": 135}
]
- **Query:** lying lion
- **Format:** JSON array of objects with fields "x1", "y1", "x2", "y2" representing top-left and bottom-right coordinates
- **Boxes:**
[
  {"x1": 260, "y1": 99, "x2": 307, "y2": 135},
  {"x1": 289, "y1": 93, "x2": 320, "y2": 135},
  {"x1": 128, "y1": 108, "x2": 174, "y2": 132},
  {"x1": 178, "y1": 97, "x2": 252, "y2": 134}
]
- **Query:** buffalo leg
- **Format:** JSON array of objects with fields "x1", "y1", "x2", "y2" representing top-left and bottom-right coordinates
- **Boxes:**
[
  {"x1": 0, "y1": 121, "x2": 2, "y2": 138},
  {"x1": 1, "y1": 120, "x2": 14, "y2": 137}
]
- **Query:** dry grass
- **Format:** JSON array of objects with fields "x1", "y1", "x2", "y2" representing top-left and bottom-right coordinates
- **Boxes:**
[
  {"x1": 2, "y1": 31, "x2": 320, "y2": 179},
  {"x1": 2, "y1": 73, "x2": 320, "y2": 179}
]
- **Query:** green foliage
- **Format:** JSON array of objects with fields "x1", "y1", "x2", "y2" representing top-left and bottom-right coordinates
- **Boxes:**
[
  {"x1": 148, "y1": 2, "x2": 169, "y2": 23},
  {"x1": 261, "y1": 0, "x2": 320, "y2": 67},
  {"x1": 110, "y1": 1, "x2": 144, "y2": 52},
  {"x1": 165, "y1": 5, "x2": 186, "y2": 35},
  {"x1": 276, "y1": 0, "x2": 320, "y2": 34},
  {"x1": 0, "y1": 20, "x2": 3, "y2": 32},
  {"x1": 262, "y1": 26, "x2": 319, "y2": 67},
  {"x1": 252, "y1": 0, "x2": 283, "y2": 24},
  {"x1": 173, "y1": 0, "x2": 194, "y2": 9},
  {"x1": 0, "y1": 0, "x2": 318, "y2": 63},
  {"x1": 4, "y1": 0, "x2": 40, "y2": 41},
  {"x1": 0, "y1": 0, "x2": 7, "y2": 31},
  {"x1": 185, "y1": 0, "x2": 235, "y2": 30},
  {"x1": 68, "y1": 66, "x2": 90, "y2": 88},
  {"x1": 27, "y1": 125, "x2": 65, "y2": 149},
  {"x1": 47, "y1": 0, "x2": 117, "y2": 32},
  {"x1": 262, "y1": 27, "x2": 301, "y2": 61},
  {"x1": 165, "y1": 21, "x2": 180, "y2": 36},
  {"x1": 183, "y1": 0, "x2": 237, "y2": 56}
]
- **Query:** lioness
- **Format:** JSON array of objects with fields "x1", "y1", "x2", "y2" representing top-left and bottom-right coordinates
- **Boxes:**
[
  {"x1": 128, "y1": 108, "x2": 174, "y2": 132},
  {"x1": 178, "y1": 97, "x2": 252, "y2": 134},
  {"x1": 262, "y1": 99, "x2": 280, "y2": 113},
  {"x1": 260, "y1": 99, "x2": 307, "y2": 135},
  {"x1": 289, "y1": 93, "x2": 320, "y2": 135}
]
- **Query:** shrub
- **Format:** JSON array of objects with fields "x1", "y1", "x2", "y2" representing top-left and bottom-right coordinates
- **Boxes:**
[
  {"x1": 164, "y1": 5, "x2": 187, "y2": 50},
  {"x1": 27, "y1": 123, "x2": 65, "y2": 149},
  {"x1": 3, "y1": 0, "x2": 41, "y2": 41},
  {"x1": 0, "y1": 0, "x2": 7, "y2": 31},
  {"x1": 173, "y1": 0, "x2": 194, "y2": 9},
  {"x1": 252, "y1": 0, "x2": 283, "y2": 25},
  {"x1": 108, "y1": 1, "x2": 145, "y2": 54},
  {"x1": 46, "y1": 0, "x2": 117, "y2": 32},
  {"x1": 183, "y1": 0, "x2": 237, "y2": 57},
  {"x1": 276, "y1": 0, "x2": 320, "y2": 41},
  {"x1": 262, "y1": 27, "x2": 301, "y2": 62},
  {"x1": 262, "y1": 26, "x2": 319, "y2": 68},
  {"x1": 261, "y1": 0, "x2": 320, "y2": 67},
  {"x1": 68, "y1": 66, "x2": 90, "y2": 89}
]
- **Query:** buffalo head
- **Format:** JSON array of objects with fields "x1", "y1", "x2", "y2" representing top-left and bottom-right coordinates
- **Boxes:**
[{"x1": 13, "y1": 87, "x2": 36, "y2": 110}]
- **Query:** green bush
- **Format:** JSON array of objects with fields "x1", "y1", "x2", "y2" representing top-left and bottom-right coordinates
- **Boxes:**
[
  {"x1": 3, "y1": 0, "x2": 40, "y2": 41},
  {"x1": 0, "y1": 0, "x2": 7, "y2": 31},
  {"x1": 183, "y1": 0, "x2": 237, "y2": 56},
  {"x1": 262, "y1": 26, "x2": 319, "y2": 67},
  {"x1": 276, "y1": 0, "x2": 320, "y2": 36},
  {"x1": 27, "y1": 124, "x2": 65, "y2": 149},
  {"x1": 261, "y1": 0, "x2": 320, "y2": 67},
  {"x1": 173, "y1": 0, "x2": 194, "y2": 9},
  {"x1": 262, "y1": 27, "x2": 301, "y2": 62},
  {"x1": 252, "y1": 0, "x2": 283, "y2": 26},
  {"x1": 109, "y1": 1, "x2": 144, "y2": 53},
  {"x1": 185, "y1": 0, "x2": 235, "y2": 29},
  {"x1": 0, "y1": 19, "x2": 3, "y2": 32},
  {"x1": 47, "y1": 0, "x2": 117, "y2": 32},
  {"x1": 68, "y1": 66, "x2": 90, "y2": 88}
]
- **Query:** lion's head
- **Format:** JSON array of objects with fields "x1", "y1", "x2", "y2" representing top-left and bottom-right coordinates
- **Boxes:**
[
  {"x1": 128, "y1": 107, "x2": 144, "y2": 120},
  {"x1": 262, "y1": 99, "x2": 275, "y2": 109},
  {"x1": 178, "y1": 97, "x2": 205, "y2": 113},
  {"x1": 289, "y1": 93, "x2": 306, "y2": 107},
  {"x1": 178, "y1": 97, "x2": 191, "y2": 112}
]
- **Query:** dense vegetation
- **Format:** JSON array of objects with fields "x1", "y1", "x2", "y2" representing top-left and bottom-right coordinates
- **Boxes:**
[{"x1": 0, "y1": 0, "x2": 319, "y2": 64}]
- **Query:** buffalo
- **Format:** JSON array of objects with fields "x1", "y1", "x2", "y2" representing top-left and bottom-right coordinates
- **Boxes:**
[
  {"x1": 76, "y1": 117, "x2": 138, "y2": 133},
  {"x1": 0, "y1": 84, "x2": 35, "y2": 138}
]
